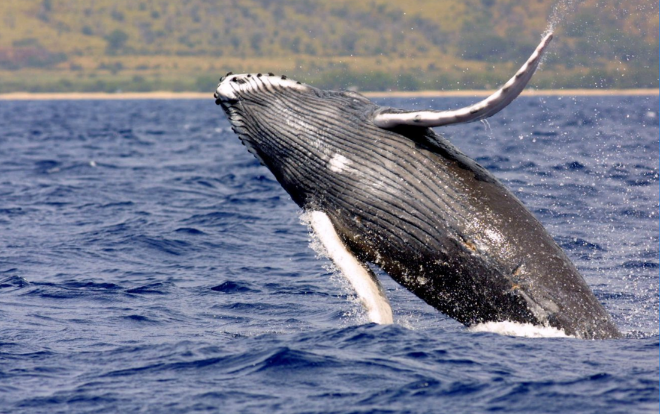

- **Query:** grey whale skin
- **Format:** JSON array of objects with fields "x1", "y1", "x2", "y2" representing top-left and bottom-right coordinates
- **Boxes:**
[{"x1": 214, "y1": 33, "x2": 620, "y2": 339}]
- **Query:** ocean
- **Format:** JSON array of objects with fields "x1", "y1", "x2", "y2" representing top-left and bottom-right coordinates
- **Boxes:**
[{"x1": 0, "y1": 95, "x2": 658, "y2": 413}]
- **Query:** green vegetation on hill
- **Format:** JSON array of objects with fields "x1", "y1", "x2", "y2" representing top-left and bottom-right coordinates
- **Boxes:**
[{"x1": 0, "y1": 0, "x2": 657, "y2": 93}]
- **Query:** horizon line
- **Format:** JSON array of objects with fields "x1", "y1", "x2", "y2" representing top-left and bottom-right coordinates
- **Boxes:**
[{"x1": 0, "y1": 88, "x2": 657, "y2": 101}]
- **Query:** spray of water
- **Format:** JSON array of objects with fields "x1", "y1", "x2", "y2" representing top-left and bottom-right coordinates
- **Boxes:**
[
  {"x1": 545, "y1": 0, "x2": 578, "y2": 36},
  {"x1": 480, "y1": 118, "x2": 494, "y2": 138}
]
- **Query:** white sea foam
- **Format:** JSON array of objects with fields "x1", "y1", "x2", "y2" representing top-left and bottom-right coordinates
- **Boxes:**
[{"x1": 468, "y1": 321, "x2": 573, "y2": 338}]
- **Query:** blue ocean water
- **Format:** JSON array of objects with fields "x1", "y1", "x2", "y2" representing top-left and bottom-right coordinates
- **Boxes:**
[{"x1": 0, "y1": 95, "x2": 657, "y2": 413}]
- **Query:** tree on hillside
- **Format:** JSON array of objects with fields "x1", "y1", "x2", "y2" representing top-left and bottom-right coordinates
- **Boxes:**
[{"x1": 105, "y1": 30, "x2": 129, "y2": 55}]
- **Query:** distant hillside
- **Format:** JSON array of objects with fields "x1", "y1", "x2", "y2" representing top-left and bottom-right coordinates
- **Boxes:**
[{"x1": 0, "y1": 0, "x2": 657, "y2": 93}]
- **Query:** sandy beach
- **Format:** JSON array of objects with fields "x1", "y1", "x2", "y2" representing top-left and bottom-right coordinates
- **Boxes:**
[{"x1": 0, "y1": 89, "x2": 657, "y2": 100}]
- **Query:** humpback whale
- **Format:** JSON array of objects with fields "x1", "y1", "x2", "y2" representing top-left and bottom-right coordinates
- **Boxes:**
[{"x1": 213, "y1": 32, "x2": 621, "y2": 339}]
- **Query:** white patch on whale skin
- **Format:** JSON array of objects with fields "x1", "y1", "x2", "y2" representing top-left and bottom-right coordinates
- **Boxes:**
[
  {"x1": 484, "y1": 228, "x2": 504, "y2": 245},
  {"x1": 328, "y1": 154, "x2": 351, "y2": 173},
  {"x1": 307, "y1": 211, "x2": 393, "y2": 324},
  {"x1": 468, "y1": 321, "x2": 572, "y2": 338}
]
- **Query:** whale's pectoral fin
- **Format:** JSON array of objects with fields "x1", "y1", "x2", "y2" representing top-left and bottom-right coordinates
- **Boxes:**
[
  {"x1": 372, "y1": 32, "x2": 553, "y2": 129},
  {"x1": 309, "y1": 211, "x2": 393, "y2": 324}
]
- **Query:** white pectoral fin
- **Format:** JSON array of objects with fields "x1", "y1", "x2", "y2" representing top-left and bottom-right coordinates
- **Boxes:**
[
  {"x1": 373, "y1": 32, "x2": 554, "y2": 129},
  {"x1": 309, "y1": 211, "x2": 393, "y2": 324}
]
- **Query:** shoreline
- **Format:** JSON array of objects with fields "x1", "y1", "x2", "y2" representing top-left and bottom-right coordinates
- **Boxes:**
[{"x1": 0, "y1": 89, "x2": 657, "y2": 100}]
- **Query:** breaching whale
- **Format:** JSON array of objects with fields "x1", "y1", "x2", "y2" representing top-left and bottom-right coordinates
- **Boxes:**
[{"x1": 214, "y1": 32, "x2": 621, "y2": 339}]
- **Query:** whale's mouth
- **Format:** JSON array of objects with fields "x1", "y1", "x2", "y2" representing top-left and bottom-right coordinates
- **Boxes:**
[{"x1": 214, "y1": 72, "x2": 309, "y2": 104}]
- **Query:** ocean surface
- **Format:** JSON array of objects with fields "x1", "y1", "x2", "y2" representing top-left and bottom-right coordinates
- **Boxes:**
[{"x1": 0, "y1": 95, "x2": 658, "y2": 413}]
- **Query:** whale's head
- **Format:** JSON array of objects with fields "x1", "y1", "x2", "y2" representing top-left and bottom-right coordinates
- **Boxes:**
[{"x1": 214, "y1": 72, "x2": 379, "y2": 206}]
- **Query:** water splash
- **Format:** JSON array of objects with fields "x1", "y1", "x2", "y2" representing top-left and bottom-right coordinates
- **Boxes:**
[
  {"x1": 480, "y1": 118, "x2": 494, "y2": 139},
  {"x1": 546, "y1": 0, "x2": 578, "y2": 35},
  {"x1": 468, "y1": 321, "x2": 572, "y2": 338}
]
